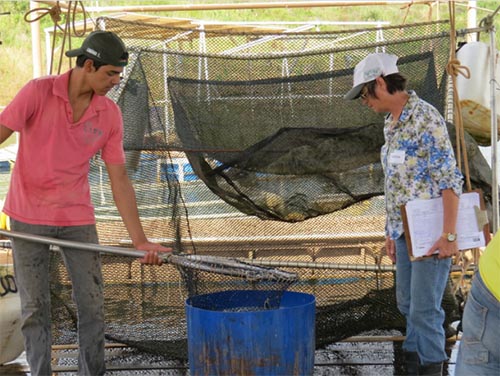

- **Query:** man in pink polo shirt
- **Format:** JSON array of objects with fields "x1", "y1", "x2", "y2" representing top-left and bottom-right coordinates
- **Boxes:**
[{"x1": 0, "y1": 31, "x2": 171, "y2": 375}]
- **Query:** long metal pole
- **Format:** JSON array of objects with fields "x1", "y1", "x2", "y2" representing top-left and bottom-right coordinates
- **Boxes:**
[
  {"x1": 0, "y1": 229, "x2": 147, "y2": 258},
  {"x1": 466, "y1": 1, "x2": 477, "y2": 42},
  {"x1": 489, "y1": 23, "x2": 499, "y2": 233},
  {"x1": 38, "y1": 1, "x2": 436, "y2": 13}
]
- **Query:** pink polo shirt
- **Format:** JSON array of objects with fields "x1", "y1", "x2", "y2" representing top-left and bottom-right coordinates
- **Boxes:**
[{"x1": 0, "y1": 69, "x2": 125, "y2": 226}]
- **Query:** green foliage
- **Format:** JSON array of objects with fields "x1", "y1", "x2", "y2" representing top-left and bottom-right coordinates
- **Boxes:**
[{"x1": 0, "y1": 2, "x2": 31, "y2": 45}]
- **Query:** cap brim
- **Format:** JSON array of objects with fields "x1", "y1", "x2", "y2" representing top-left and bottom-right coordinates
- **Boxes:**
[
  {"x1": 64, "y1": 49, "x2": 128, "y2": 67},
  {"x1": 344, "y1": 84, "x2": 364, "y2": 100},
  {"x1": 65, "y1": 48, "x2": 83, "y2": 58}
]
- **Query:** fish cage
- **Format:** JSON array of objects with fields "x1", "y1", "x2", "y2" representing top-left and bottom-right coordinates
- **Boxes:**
[{"x1": 21, "y1": 13, "x2": 494, "y2": 362}]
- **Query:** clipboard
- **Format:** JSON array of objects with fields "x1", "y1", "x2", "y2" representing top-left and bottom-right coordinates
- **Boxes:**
[{"x1": 401, "y1": 189, "x2": 489, "y2": 260}]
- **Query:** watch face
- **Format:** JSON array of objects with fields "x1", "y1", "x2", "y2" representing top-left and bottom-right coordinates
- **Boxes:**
[{"x1": 447, "y1": 233, "x2": 457, "y2": 242}]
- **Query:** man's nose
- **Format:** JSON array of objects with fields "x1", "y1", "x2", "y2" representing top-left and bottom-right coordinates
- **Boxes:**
[{"x1": 111, "y1": 75, "x2": 122, "y2": 85}]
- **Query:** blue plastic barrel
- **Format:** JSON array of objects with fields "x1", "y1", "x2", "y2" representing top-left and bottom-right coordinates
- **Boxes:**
[{"x1": 185, "y1": 290, "x2": 316, "y2": 376}]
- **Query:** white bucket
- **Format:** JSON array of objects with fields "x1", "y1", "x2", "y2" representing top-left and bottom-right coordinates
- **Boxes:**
[
  {"x1": 0, "y1": 288, "x2": 24, "y2": 365},
  {"x1": 0, "y1": 254, "x2": 24, "y2": 365},
  {"x1": 455, "y1": 41, "x2": 500, "y2": 145}
]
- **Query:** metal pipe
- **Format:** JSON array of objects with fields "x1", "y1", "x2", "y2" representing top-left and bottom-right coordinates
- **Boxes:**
[
  {"x1": 29, "y1": 1, "x2": 42, "y2": 78},
  {"x1": 488, "y1": 19, "x2": 499, "y2": 233},
  {"x1": 0, "y1": 229, "x2": 147, "y2": 258},
  {"x1": 39, "y1": 1, "x2": 436, "y2": 14},
  {"x1": 466, "y1": 0, "x2": 478, "y2": 42}
]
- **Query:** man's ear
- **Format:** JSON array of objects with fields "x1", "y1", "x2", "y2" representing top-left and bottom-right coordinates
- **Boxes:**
[
  {"x1": 83, "y1": 58, "x2": 95, "y2": 72},
  {"x1": 375, "y1": 76, "x2": 386, "y2": 90}
]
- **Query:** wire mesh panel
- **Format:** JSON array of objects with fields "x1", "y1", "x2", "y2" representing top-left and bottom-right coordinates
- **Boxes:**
[{"x1": 47, "y1": 18, "x2": 486, "y2": 359}]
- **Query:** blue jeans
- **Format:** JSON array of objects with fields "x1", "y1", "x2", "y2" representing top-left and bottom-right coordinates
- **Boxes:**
[
  {"x1": 455, "y1": 272, "x2": 500, "y2": 375},
  {"x1": 10, "y1": 219, "x2": 105, "y2": 376},
  {"x1": 395, "y1": 235, "x2": 451, "y2": 365}
]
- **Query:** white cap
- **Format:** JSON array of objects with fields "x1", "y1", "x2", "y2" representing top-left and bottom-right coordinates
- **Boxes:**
[{"x1": 344, "y1": 53, "x2": 399, "y2": 100}]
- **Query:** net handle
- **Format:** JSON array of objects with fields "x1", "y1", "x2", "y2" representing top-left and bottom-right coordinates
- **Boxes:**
[
  {"x1": 0, "y1": 229, "x2": 298, "y2": 283},
  {"x1": 0, "y1": 229, "x2": 153, "y2": 259}
]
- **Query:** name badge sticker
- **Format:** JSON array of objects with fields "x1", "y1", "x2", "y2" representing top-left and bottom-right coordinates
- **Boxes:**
[{"x1": 389, "y1": 150, "x2": 405, "y2": 164}]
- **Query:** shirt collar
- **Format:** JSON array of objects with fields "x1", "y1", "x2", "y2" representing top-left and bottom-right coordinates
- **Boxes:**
[
  {"x1": 52, "y1": 69, "x2": 108, "y2": 112},
  {"x1": 53, "y1": 69, "x2": 72, "y2": 102},
  {"x1": 385, "y1": 90, "x2": 418, "y2": 127}
]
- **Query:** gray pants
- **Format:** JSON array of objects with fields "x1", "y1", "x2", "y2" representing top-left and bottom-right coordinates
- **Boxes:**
[{"x1": 11, "y1": 219, "x2": 105, "y2": 376}]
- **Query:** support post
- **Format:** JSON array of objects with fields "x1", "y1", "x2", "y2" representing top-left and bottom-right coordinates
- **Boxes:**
[
  {"x1": 488, "y1": 23, "x2": 499, "y2": 233},
  {"x1": 29, "y1": 1, "x2": 42, "y2": 78}
]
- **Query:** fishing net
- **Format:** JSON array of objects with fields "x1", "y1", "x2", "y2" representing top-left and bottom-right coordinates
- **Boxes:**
[{"x1": 40, "y1": 18, "x2": 491, "y2": 359}]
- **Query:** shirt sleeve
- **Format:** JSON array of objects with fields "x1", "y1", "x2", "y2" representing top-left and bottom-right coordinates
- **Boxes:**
[
  {"x1": 0, "y1": 80, "x2": 38, "y2": 131},
  {"x1": 420, "y1": 107, "x2": 463, "y2": 196},
  {"x1": 100, "y1": 102, "x2": 126, "y2": 165}
]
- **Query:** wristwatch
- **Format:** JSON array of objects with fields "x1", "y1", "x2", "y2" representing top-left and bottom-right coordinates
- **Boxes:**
[{"x1": 442, "y1": 232, "x2": 457, "y2": 242}]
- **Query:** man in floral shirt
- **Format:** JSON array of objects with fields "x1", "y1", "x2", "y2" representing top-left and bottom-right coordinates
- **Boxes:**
[{"x1": 345, "y1": 53, "x2": 463, "y2": 376}]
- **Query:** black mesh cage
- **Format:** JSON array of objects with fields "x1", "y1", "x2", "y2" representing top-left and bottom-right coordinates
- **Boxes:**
[{"x1": 45, "y1": 18, "x2": 492, "y2": 359}]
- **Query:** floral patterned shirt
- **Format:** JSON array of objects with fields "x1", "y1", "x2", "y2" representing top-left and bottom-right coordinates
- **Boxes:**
[{"x1": 381, "y1": 90, "x2": 463, "y2": 239}]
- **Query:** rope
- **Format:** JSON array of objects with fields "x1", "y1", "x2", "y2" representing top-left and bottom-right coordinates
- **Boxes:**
[
  {"x1": 478, "y1": 4, "x2": 500, "y2": 40},
  {"x1": 0, "y1": 274, "x2": 17, "y2": 297},
  {"x1": 58, "y1": 2, "x2": 88, "y2": 73},
  {"x1": 24, "y1": 3, "x2": 63, "y2": 24},
  {"x1": 401, "y1": 2, "x2": 413, "y2": 25},
  {"x1": 446, "y1": 1, "x2": 472, "y2": 192},
  {"x1": 24, "y1": 1, "x2": 88, "y2": 75},
  {"x1": 446, "y1": 58, "x2": 472, "y2": 192},
  {"x1": 446, "y1": 1, "x2": 484, "y2": 304},
  {"x1": 25, "y1": 2, "x2": 63, "y2": 74},
  {"x1": 400, "y1": 1, "x2": 433, "y2": 25}
]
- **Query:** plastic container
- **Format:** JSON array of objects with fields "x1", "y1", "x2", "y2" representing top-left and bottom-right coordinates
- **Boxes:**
[
  {"x1": 456, "y1": 41, "x2": 500, "y2": 145},
  {"x1": 186, "y1": 290, "x2": 315, "y2": 376},
  {"x1": 0, "y1": 272, "x2": 24, "y2": 365}
]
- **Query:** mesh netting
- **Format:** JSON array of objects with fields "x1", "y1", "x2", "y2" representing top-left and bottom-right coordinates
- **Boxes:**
[{"x1": 45, "y1": 18, "x2": 492, "y2": 359}]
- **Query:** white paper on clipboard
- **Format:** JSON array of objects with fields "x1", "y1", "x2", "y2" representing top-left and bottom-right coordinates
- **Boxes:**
[{"x1": 405, "y1": 191, "x2": 485, "y2": 258}]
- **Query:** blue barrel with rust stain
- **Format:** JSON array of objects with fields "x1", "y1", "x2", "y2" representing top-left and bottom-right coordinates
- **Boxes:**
[{"x1": 185, "y1": 290, "x2": 316, "y2": 375}]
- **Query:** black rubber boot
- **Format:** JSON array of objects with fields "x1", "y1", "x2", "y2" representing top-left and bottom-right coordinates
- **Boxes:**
[
  {"x1": 418, "y1": 362, "x2": 443, "y2": 376},
  {"x1": 403, "y1": 351, "x2": 419, "y2": 375}
]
